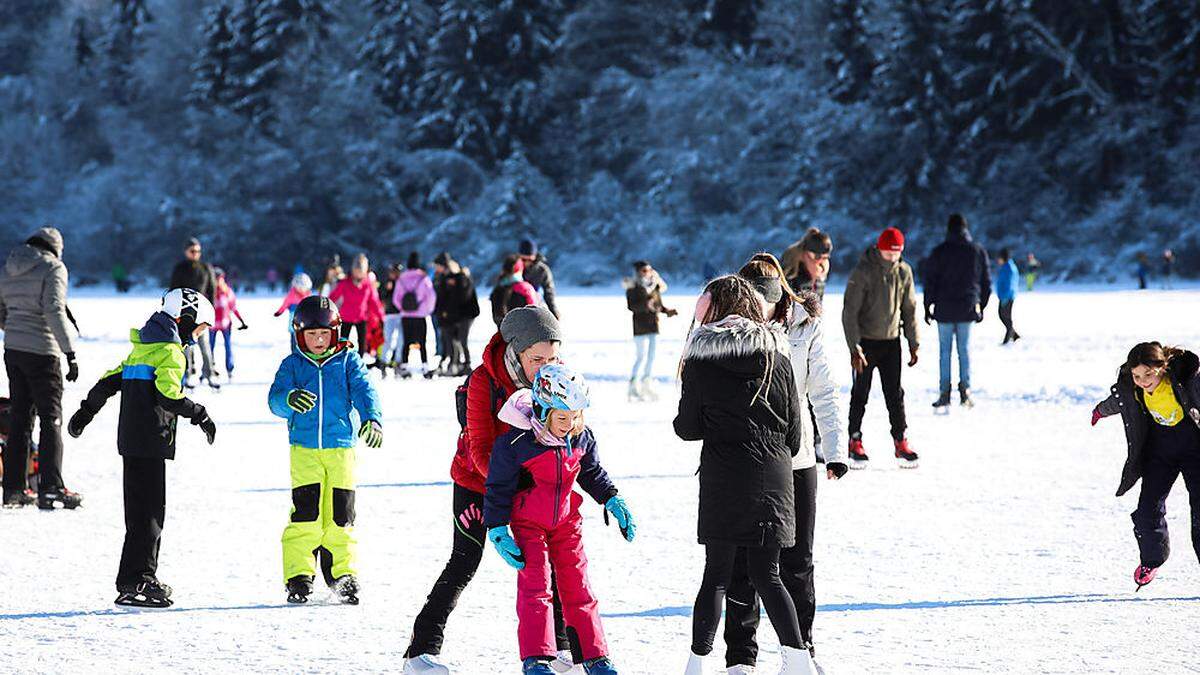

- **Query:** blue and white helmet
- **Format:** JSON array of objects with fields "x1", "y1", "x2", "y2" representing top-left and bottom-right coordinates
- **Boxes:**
[{"x1": 532, "y1": 364, "x2": 590, "y2": 418}]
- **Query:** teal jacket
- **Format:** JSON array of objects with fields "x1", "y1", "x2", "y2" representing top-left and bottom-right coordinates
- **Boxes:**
[{"x1": 268, "y1": 345, "x2": 382, "y2": 449}]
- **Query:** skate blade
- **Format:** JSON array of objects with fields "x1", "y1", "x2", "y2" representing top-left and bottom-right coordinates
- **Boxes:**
[
  {"x1": 849, "y1": 459, "x2": 869, "y2": 470},
  {"x1": 115, "y1": 595, "x2": 174, "y2": 608},
  {"x1": 933, "y1": 407, "x2": 950, "y2": 416},
  {"x1": 897, "y1": 459, "x2": 920, "y2": 469}
]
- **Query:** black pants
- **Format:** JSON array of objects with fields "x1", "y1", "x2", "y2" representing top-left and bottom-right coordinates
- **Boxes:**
[
  {"x1": 692, "y1": 543, "x2": 802, "y2": 656},
  {"x1": 999, "y1": 300, "x2": 1019, "y2": 343},
  {"x1": 401, "y1": 317, "x2": 429, "y2": 365},
  {"x1": 725, "y1": 467, "x2": 818, "y2": 666},
  {"x1": 848, "y1": 338, "x2": 906, "y2": 441},
  {"x1": 1132, "y1": 422, "x2": 1200, "y2": 568},
  {"x1": 2, "y1": 350, "x2": 64, "y2": 494},
  {"x1": 117, "y1": 456, "x2": 166, "y2": 589},
  {"x1": 440, "y1": 319, "x2": 473, "y2": 371},
  {"x1": 406, "y1": 485, "x2": 570, "y2": 657},
  {"x1": 340, "y1": 321, "x2": 368, "y2": 355}
]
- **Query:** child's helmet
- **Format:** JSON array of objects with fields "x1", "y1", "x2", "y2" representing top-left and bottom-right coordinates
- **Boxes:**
[
  {"x1": 161, "y1": 288, "x2": 215, "y2": 344},
  {"x1": 293, "y1": 296, "x2": 342, "y2": 353},
  {"x1": 291, "y1": 273, "x2": 313, "y2": 293},
  {"x1": 532, "y1": 364, "x2": 590, "y2": 419}
]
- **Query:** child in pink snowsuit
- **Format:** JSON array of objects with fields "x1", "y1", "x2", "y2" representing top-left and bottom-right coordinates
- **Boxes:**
[
  {"x1": 274, "y1": 273, "x2": 313, "y2": 320},
  {"x1": 484, "y1": 365, "x2": 633, "y2": 675}
]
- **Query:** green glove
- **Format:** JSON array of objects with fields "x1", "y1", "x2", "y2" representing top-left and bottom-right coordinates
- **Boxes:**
[
  {"x1": 358, "y1": 420, "x2": 383, "y2": 448},
  {"x1": 287, "y1": 389, "x2": 317, "y2": 414}
]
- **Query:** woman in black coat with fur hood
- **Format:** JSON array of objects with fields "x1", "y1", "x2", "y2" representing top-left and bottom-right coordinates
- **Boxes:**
[
  {"x1": 1093, "y1": 342, "x2": 1200, "y2": 590},
  {"x1": 675, "y1": 274, "x2": 810, "y2": 674}
]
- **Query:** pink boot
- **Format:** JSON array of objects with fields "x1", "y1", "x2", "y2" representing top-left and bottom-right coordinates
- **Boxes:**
[{"x1": 1134, "y1": 565, "x2": 1157, "y2": 591}]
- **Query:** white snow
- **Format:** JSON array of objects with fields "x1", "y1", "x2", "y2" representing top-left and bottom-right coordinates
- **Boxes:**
[{"x1": 2, "y1": 288, "x2": 1200, "y2": 674}]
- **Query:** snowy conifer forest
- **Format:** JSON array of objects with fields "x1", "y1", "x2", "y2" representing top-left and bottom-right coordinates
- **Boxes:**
[{"x1": 2, "y1": 1, "x2": 1200, "y2": 283}]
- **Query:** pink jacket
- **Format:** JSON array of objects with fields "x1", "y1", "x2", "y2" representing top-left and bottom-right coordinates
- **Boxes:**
[
  {"x1": 392, "y1": 269, "x2": 436, "y2": 319},
  {"x1": 212, "y1": 286, "x2": 242, "y2": 331},
  {"x1": 274, "y1": 287, "x2": 311, "y2": 317},
  {"x1": 329, "y1": 277, "x2": 385, "y2": 324}
]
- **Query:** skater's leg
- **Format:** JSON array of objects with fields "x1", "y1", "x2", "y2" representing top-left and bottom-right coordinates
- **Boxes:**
[
  {"x1": 1180, "y1": 447, "x2": 1200, "y2": 565},
  {"x1": 937, "y1": 322, "x2": 953, "y2": 395},
  {"x1": 2, "y1": 352, "x2": 35, "y2": 494},
  {"x1": 877, "y1": 338, "x2": 907, "y2": 441},
  {"x1": 723, "y1": 548, "x2": 760, "y2": 668},
  {"x1": 956, "y1": 322, "x2": 971, "y2": 391},
  {"x1": 26, "y1": 352, "x2": 65, "y2": 493},
  {"x1": 400, "y1": 318, "x2": 419, "y2": 368},
  {"x1": 383, "y1": 316, "x2": 402, "y2": 363},
  {"x1": 1131, "y1": 448, "x2": 1178, "y2": 568},
  {"x1": 414, "y1": 318, "x2": 429, "y2": 367},
  {"x1": 550, "y1": 569, "x2": 572, "y2": 654},
  {"x1": 999, "y1": 301, "x2": 1014, "y2": 342},
  {"x1": 459, "y1": 318, "x2": 474, "y2": 368},
  {"x1": 547, "y1": 512, "x2": 607, "y2": 661},
  {"x1": 406, "y1": 485, "x2": 486, "y2": 657},
  {"x1": 631, "y1": 335, "x2": 647, "y2": 381},
  {"x1": 319, "y1": 447, "x2": 358, "y2": 580},
  {"x1": 355, "y1": 322, "x2": 368, "y2": 357},
  {"x1": 780, "y1": 467, "x2": 818, "y2": 646},
  {"x1": 222, "y1": 328, "x2": 234, "y2": 374},
  {"x1": 692, "y1": 543, "x2": 737, "y2": 656},
  {"x1": 117, "y1": 456, "x2": 165, "y2": 588},
  {"x1": 847, "y1": 347, "x2": 876, "y2": 439},
  {"x1": 744, "y1": 546, "x2": 803, "y2": 650},
  {"x1": 511, "y1": 522, "x2": 556, "y2": 660},
  {"x1": 281, "y1": 445, "x2": 326, "y2": 583},
  {"x1": 643, "y1": 332, "x2": 658, "y2": 381},
  {"x1": 198, "y1": 328, "x2": 215, "y2": 380}
]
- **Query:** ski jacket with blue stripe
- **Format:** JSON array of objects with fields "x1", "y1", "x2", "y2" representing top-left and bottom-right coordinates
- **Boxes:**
[{"x1": 268, "y1": 344, "x2": 382, "y2": 449}]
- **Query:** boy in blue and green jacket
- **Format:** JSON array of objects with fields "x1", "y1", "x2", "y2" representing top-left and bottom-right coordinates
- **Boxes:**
[{"x1": 267, "y1": 295, "x2": 383, "y2": 605}]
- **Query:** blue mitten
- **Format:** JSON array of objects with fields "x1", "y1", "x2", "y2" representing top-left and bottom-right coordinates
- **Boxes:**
[
  {"x1": 487, "y1": 525, "x2": 525, "y2": 569},
  {"x1": 604, "y1": 496, "x2": 636, "y2": 542}
]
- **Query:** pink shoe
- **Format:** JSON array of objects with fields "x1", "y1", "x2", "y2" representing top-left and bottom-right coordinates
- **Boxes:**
[{"x1": 1134, "y1": 565, "x2": 1157, "y2": 591}]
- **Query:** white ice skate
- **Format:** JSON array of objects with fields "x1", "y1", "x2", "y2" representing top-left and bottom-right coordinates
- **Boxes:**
[
  {"x1": 779, "y1": 645, "x2": 818, "y2": 675},
  {"x1": 728, "y1": 665, "x2": 756, "y2": 674},
  {"x1": 627, "y1": 379, "x2": 643, "y2": 402},
  {"x1": 639, "y1": 377, "x2": 660, "y2": 402},
  {"x1": 685, "y1": 652, "x2": 706, "y2": 675},
  {"x1": 402, "y1": 654, "x2": 449, "y2": 674},
  {"x1": 550, "y1": 650, "x2": 579, "y2": 673}
]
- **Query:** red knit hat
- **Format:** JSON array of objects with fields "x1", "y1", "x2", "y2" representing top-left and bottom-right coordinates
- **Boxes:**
[{"x1": 877, "y1": 227, "x2": 905, "y2": 252}]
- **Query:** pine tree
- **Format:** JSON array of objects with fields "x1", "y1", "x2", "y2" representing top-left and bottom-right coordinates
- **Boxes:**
[
  {"x1": 191, "y1": 4, "x2": 237, "y2": 107},
  {"x1": 823, "y1": 0, "x2": 874, "y2": 103},
  {"x1": 485, "y1": 0, "x2": 566, "y2": 153},
  {"x1": 73, "y1": 16, "x2": 94, "y2": 70},
  {"x1": 416, "y1": 1, "x2": 498, "y2": 161},
  {"x1": 99, "y1": 0, "x2": 152, "y2": 105},
  {"x1": 359, "y1": 0, "x2": 436, "y2": 114}
]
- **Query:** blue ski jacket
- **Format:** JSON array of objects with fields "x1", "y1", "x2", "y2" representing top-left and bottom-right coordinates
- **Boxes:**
[
  {"x1": 268, "y1": 345, "x2": 382, "y2": 449},
  {"x1": 996, "y1": 260, "x2": 1019, "y2": 303}
]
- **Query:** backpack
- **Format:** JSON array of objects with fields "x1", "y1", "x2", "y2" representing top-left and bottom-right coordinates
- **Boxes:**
[
  {"x1": 400, "y1": 279, "x2": 420, "y2": 311},
  {"x1": 454, "y1": 367, "x2": 506, "y2": 429}
]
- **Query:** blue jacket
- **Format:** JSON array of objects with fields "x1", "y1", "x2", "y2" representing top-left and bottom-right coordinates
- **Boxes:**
[
  {"x1": 995, "y1": 260, "x2": 1019, "y2": 303},
  {"x1": 268, "y1": 345, "x2": 382, "y2": 449}
]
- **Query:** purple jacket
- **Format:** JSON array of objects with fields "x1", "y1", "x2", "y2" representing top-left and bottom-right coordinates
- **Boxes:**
[{"x1": 392, "y1": 269, "x2": 436, "y2": 319}]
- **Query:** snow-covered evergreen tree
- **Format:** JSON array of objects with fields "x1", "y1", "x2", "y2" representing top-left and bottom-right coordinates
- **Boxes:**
[
  {"x1": 359, "y1": 0, "x2": 436, "y2": 114},
  {"x1": 99, "y1": 0, "x2": 152, "y2": 105},
  {"x1": 191, "y1": 4, "x2": 237, "y2": 107},
  {"x1": 824, "y1": 0, "x2": 874, "y2": 103}
]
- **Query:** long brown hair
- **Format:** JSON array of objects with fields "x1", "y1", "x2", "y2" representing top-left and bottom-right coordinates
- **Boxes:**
[
  {"x1": 1125, "y1": 342, "x2": 1185, "y2": 372},
  {"x1": 738, "y1": 252, "x2": 820, "y2": 323},
  {"x1": 699, "y1": 274, "x2": 766, "y2": 325}
]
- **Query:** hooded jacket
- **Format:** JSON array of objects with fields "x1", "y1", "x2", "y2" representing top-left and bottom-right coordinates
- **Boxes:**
[
  {"x1": 522, "y1": 255, "x2": 559, "y2": 318},
  {"x1": 329, "y1": 276, "x2": 385, "y2": 324},
  {"x1": 625, "y1": 273, "x2": 671, "y2": 336},
  {"x1": 267, "y1": 343, "x2": 383, "y2": 450},
  {"x1": 923, "y1": 230, "x2": 992, "y2": 323},
  {"x1": 1095, "y1": 351, "x2": 1200, "y2": 496},
  {"x1": 674, "y1": 316, "x2": 802, "y2": 548},
  {"x1": 483, "y1": 389, "x2": 618, "y2": 529},
  {"x1": 841, "y1": 247, "x2": 919, "y2": 352},
  {"x1": 393, "y1": 269, "x2": 437, "y2": 319},
  {"x1": 0, "y1": 241, "x2": 77, "y2": 357},
  {"x1": 996, "y1": 259, "x2": 1019, "y2": 304},
  {"x1": 787, "y1": 302, "x2": 846, "y2": 469},
  {"x1": 76, "y1": 312, "x2": 206, "y2": 459},
  {"x1": 435, "y1": 268, "x2": 481, "y2": 324},
  {"x1": 451, "y1": 332, "x2": 521, "y2": 493}
]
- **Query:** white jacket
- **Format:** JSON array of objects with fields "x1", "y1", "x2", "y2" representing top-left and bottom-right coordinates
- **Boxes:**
[{"x1": 786, "y1": 302, "x2": 846, "y2": 470}]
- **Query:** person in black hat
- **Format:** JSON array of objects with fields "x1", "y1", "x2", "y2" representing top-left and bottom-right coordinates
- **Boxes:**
[
  {"x1": 168, "y1": 237, "x2": 218, "y2": 389},
  {"x1": 517, "y1": 237, "x2": 559, "y2": 319},
  {"x1": 781, "y1": 228, "x2": 833, "y2": 301}
]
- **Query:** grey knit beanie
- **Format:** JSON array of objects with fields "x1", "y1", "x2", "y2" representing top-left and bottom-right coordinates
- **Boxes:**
[{"x1": 500, "y1": 305, "x2": 562, "y2": 354}]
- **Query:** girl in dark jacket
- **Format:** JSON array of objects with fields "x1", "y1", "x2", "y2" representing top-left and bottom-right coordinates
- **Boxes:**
[
  {"x1": 624, "y1": 260, "x2": 677, "y2": 402},
  {"x1": 675, "y1": 274, "x2": 810, "y2": 675},
  {"x1": 433, "y1": 252, "x2": 480, "y2": 376},
  {"x1": 1092, "y1": 342, "x2": 1200, "y2": 590}
]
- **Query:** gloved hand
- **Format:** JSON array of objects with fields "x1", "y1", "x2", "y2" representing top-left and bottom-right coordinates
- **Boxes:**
[
  {"x1": 487, "y1": 525, "x2": 525, "y2": 569},
  {"x1": 65, "y1": 352, "x2": 79, "y2": 382},
  {"x1": 1091, "y1": 406, "x2": 1103, "y2": 427},
  {"x1": 358, "y1": 419, "x2": 383, "y2": 448},
  {"x1": 974, "y1": 304, "x2": 985, "y2": 323},
  {"x1": 238, "y1": 322, "x2": 249, "y2": 331},
  {"x1": 287, "y1": 389, "x2": 317, "y2": 414},
  {"x1": 827, "y1": 462, "x2": 849, "y2": 480},
  {"x1": 68, "y1": 407, "x2": 93, "y2": 438},
  {"x1": 907, "y1": 347, "x2": 919, "y2": 368},
  {"x1": 924, "y1": 307, "x2": 933, "y2": 325},
  {"x1": 273, "y1": 309, "x2": 284, "y2": 317},
  {"x1": 192, "y1": 408, "x2": 217, "y2": 445},
  {"x1": 665, "y1": 308, "x2": 679, "y2": 318},
  {"x1": 604, "y1": 495, "x2": 636, "y2": 542}
]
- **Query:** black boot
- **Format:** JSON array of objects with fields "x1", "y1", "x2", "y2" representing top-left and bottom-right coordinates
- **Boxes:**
[
  {"x1": 3, "y1": 488, "x2": 36, "y2": 508},
  {"x1": 932, "y1": 390, "x2": 951, "y2": 408},
  {"x1": 38, "y1": 486, "x2": 83, "y2": 510},
  {"x1": 115, "y1": 579, "x2": 174, "y2": 608},
  {"x1": 332, "y1": 574, "x2": 359, "y2": 605},
  {"x1": 959, "y1": 386, "x2": 974, "y2": 408},
  {"x1": 286, "y1": 575, "x2": 314, "y2": 604}
]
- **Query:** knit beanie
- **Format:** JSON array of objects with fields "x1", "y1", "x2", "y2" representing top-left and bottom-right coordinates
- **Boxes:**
[
  {"x1": 947, "y1": 213, "x2": 968, "y2": 235},
  {"x1": 877, "y1": 227, "x2": 905, "y2": 252},
  {"x1": 519, "y1": 238, "x2": 538, "y2": 256},
  {"x1": 500, "y1": 306, "x2": 562, "y2": 355}
]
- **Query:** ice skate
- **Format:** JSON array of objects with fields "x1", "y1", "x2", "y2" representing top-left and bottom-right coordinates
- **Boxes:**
[
  {"x1": 779, "y1": 644, "x2": 818, "y2": 675},
  {"x1": 37, "y1": 486, "x2": 82, "y2": 510},
  {"x1": 627, "y1": 378, "x2": 642, "y2": 402},
  {"x1": 582, "y1": 656, "x2": 618, "y2": 674},
  {"x1": 2, "y1": 488, "x2": 36, "y2": 508},
  {"x1": 1134, "y1": 565, "x2": 1157, "y2": 591},
  {"x1": 848, "y1": 434, "x2": 869, "y2": 468},
  {"x1": 932, "y1": 390, "x2": 951, "y2": 413},
  {"x1": 639, "y1": 377, "x2": 659, "y2": 402},
  {"x1": 331, "y1": 574, "x2": 359, "y2": 605},
  {"x1": 685, "y1": 652, "x2": 706, "y2": 675},
  {"x1": 550, "y1": 650, "x2": 576, "y2": 673},
  {"x1": 523, "y1": 657, "x2": 556, "y2": 674},
  {"x1": 286, "y1": 575, "x2": 314, "y2": 604},
  {"x1": 959, "y1": 386, "x2": 975, "y2": 408},
  {"x1": 894, "y1": 438, "x2": 919, "y2": 468},
  {"x1": 727, "y1": 665, "x2": 756, "y2": 674},
  {"x1": 115, "y1": 579, "x2": 173, "y2": 608},
  {"x1": 403, "y1": 654, "x2": 450, "y2": 674}
]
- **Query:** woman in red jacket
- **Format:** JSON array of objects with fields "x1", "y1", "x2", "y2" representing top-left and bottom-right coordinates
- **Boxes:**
[
  {"x1": 329, "y1": 254, "x2": 385, "y2": 356},
  {"x1": 404, "y1": 306, "x2": 567, "y2": 674}
]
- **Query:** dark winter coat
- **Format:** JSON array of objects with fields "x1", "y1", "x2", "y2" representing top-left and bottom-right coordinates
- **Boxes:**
[
  {"x1": 625, "y1": 278, "x2": 671, "y2": 336},
  {"x1": 0, "y1": 242, "x2": 77, "y2": 357},
  {"x1": 923, "y1": 231, "x2": 992, "y2": 323},
  {"x1": 789, "y1": 263, "x2": 826, "y2": 302},
  {"x1": 381, "y1": 277, "x2": 400, "y2": 315},
  {"x1": 76, "y1": 312, "x2": 207, "y2": 460},
  {"x1": 169, "y1": 260, "x2": 216, "y2": 302},
  {"x1": 1096, "y1": 351, "x2": 1200, "y2": 496},
  {"x1": 435, "y1": 270, "x2": 481, "y2": 324},
  {"x1": 674, "y1": 317, "x2": 802, "y2": 548},
  {"x1": 522, "y1": 255, "x2": 559, "y2": 318},
  {"x1": 490, "y1": 278, "x2": 539, "y2": 327}
]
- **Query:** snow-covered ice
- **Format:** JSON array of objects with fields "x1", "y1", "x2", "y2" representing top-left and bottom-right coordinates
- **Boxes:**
[{"x1": 3, "y1": 288, "x2": 1200, "y2": 674}]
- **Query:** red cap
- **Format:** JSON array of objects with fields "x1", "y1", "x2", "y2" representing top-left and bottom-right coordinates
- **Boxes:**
[{"x1": 877, "y1": 227, "x2": 905, "y2": 252}]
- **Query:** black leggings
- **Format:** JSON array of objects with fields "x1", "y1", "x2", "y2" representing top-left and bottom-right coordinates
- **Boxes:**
[
  {"x1": 401, "y1": 317, "x2": 429, "y2": 365},
  {"x1": 692, "y1": 543, "x2": 802, "y2": 655},
  {"x1": 340, "y1": 321, "x2": 368, "y2": 355}
]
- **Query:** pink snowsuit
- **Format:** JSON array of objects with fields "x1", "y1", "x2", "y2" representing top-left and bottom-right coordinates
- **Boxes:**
[
  {"x1": 212, "y1": 284, "x2": 241, "y2": 331},
  {"x1": 274, "y1": 287, "x2": 311, "y2": 317},
  {"x1": 483, "y1": 390, "x2": 619, "y2": 661}
]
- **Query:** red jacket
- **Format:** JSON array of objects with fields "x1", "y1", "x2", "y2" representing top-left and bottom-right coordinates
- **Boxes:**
[
  {"x1": 329, "y1": 277, "x2": 385, "y2": 324},
  {"x1": 450, "y1": 332, "x2": 519, "y2": 493}
]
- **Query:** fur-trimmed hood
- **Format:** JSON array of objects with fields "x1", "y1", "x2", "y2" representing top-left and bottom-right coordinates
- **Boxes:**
[{"x1": 683, "y1": 316, "x2": 789, "y2": 363}]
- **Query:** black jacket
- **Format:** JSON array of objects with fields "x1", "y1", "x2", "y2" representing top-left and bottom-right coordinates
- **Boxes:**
[
  {"x1": 169, "y1": 260, "x2": 216, "y2": 302},
  {"x1": 626, "y1": 281, "x2": 671, "y2": 336},
  {"x1": 523, "y1": 255, "x2": 558, "y2": 318},
  {"x1": 436, "y1": 270, "x2": 481, "y2": 323},
  {"x1": 789, "y1": 264, "x2": 826, "y2": 302},
  {"x1": 1097, "y1": 351, "x2": 1200, "y2": 496},
  {"x1": 923, "y1": 231, "x2": 991, "y2": 323},
  {"x1": 674, "y1": 318, "x2": 802, "y2": 548}
]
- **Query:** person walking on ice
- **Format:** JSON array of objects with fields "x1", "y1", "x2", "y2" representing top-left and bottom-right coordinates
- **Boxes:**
[
  {"x1": 484, "y1": 364, "x2": 633, "y2": 675},
  {"x1": 624, "y1": 260, "x2": 677, "y2": 401},
  {"x1": 923, "y1": 213, "x2": 990, "y2": 409},
  {"x1": 995, "y1": 248, "x2": 1021, "y2": 345},
  {"x1": 841, "y1": 227, "x2": 920, "y2": 468},
  {"x1": 267, "y1": 296, "x2": 383, "y2": 605},
  {"x1": 1092, "y1": 342, "x2": 1200, "y2": 591}
]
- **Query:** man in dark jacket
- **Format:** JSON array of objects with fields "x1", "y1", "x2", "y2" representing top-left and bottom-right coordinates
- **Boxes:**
[
  {"x1": 0, "y1": 227, "x2": 82, "y2": 509},
  {"x1": 518, "y1": 237, "x2": 559, "y2": 318},
  {"x1": 923, "y1": 214, "x2": 991, "y2": 408},
  {"x1": 168, "y1": 237, "x2": 217, "y2": 388}
]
